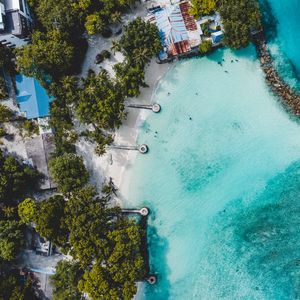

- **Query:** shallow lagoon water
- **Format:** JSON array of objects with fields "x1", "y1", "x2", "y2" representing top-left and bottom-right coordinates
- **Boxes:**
[{"x1": 125, "y1": 46, "x2": 300, "y2": 299}]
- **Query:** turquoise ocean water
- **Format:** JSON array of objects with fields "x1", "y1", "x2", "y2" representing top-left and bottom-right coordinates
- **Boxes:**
[
  {"x1": 124, "y1": 3, "x2": 300, "y2": 299},
  {"x1": 261, "y1": 0, "x2": 300, "y2": 89}
]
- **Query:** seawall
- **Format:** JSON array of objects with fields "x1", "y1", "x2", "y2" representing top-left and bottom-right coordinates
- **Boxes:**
[{"x1": 254, "y1": 34, "x2": 300, "y2": 116}]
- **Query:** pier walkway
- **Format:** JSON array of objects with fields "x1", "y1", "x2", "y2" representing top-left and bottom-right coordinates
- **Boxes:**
[
  {"x1": 109, "y1": 144, "x2": 149, "y2": 154},
  {"x1": 126, "y1": 103, "x2": 161, "y2": 113}
]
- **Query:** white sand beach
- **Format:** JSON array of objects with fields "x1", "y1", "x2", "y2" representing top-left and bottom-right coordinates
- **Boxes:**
[
  {"x1": 77, "y1": 59, "x2": 170, "y2": 205},
  {"x1": 77, "y1": 0, "x2": 173, "y2": 204}
]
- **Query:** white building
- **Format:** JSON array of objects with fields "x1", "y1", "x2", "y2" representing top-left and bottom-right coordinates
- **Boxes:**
[{"x1": 0, "y1": 0, "x2": 32, "y2": 47}]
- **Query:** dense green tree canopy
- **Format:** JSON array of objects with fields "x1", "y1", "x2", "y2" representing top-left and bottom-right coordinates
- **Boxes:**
[
  {"x1": 85, "y1": 12, "x2": 106, "y2": 35},
  {"x1": 77, "y1": 70, "x2": 125, "y2": 130},
  {"x1": 49, "y1": 153, "x2": 89, "y2": 194},
  {"x1": 79, "y1": 262, "x2": 120, "y2": 300},
  {"x1": 78, "y1": 220, "x2": 145, "y2": 300},
  {"x1": 17, "y1": 29, "x2": 75, "y2": 79},
  {"x1": 114, "y1": 62, "x2": 147, "y2": 98},
  {"x1": 106, "y1": 220, "x2": 145, "y2": 283},
  {"x1": 34, "y1": 195, "x2": 68, "y2": 246},
  {"x1": 0, "y1": 220, "x2": 23, "y2": 261},
  {"x1": 0, "y1": 154, "x2": 40, "y2": 295},
  {"x1": 18, "y1": 198, "x2": 37, "y2": 224},
  {"x1": 64, "y1": 186, "x2": 120, "y2": 267},
  {"x1": 0, "y1": 273, "x2": 35, "y2": 300},
  {"x1": 190, "y1": 0, "x2": 216, "y2": 17},
  {"x1": 199, "y1": 40, "x2": 213, "y2": 55},
  {"x1": 0, "y1": 151, "x2": 40, "y2": 205},
  {"x1": 120, "y1": 17, "x2": 162, "y2": 62},
  {"x1": 49, "y1": 76, "x2": 79, "y2": 155},
  {"x1": 49, "y1": 76, "x2": 79, "y2": 106},
  {"x1": 217, "y1": 0, "x2": 262, "y2": 49},
  {"x1": 0, "y1": 46, "x2": 10, "y2": 99},
  {"x1": 0, "y1": 104, "x2": 14, "y2": 123},
  {"x1": 28, "y1": 0, "x2": 137, "y2": 36},
  {"x1": 51, "y1": 260, "x2": 84, "y2": 300},
  {"x1": 33, "y1": 0, "x2": 82, "y2": 32},
  {"x1": 0, "y1": 77, "x2": 8, "y2": 100}
]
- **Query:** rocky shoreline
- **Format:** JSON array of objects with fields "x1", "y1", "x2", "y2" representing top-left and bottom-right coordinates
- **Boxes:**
[{"x1": 254, "y1": 35, "x2": 300, "y2": 116}]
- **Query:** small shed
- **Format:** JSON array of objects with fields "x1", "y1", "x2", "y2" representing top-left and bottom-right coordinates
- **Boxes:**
[{"x1": 211, "y1": 31, "x2": 224, "y2": 44}]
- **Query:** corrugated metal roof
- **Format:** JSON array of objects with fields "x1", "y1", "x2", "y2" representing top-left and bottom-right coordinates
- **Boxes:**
[
  {"x1": 16, "y1": 75, "x2": 53, "y2": 119},
  {"x1": 155, "y1": 5, "x2": 188, "y2": 46}
]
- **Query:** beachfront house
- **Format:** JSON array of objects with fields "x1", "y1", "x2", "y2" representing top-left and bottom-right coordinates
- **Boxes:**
[
  {"x1": 0, "y1": 0, "x2": 32, "y2": 48},
  {"x1": 146, "y1": 1, "x2": 224, "y2": 60},
  {"x1": 146, "y1": 1, "x2": 202, "y2": 59}
]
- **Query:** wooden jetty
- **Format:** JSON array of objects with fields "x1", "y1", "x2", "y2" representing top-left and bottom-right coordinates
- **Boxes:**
[
  {"x1": 109, "y1": 144, "x2": 149, "y2": 154},
  {"x1": 122, "y1": 207, "x2": 149, "y2": 216},
  {"x1": 126, "y1": 103, "x2": 161, "y2": 113}
]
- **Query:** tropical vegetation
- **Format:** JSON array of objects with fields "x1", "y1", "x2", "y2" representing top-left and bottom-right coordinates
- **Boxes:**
[
  {"x1": 75, "y1": 18, "x2": 161, "y2": 155},
  {"x1": 17, "y1": 184, "x2": 146, "y2": 299},
  {"x1": 0, "y1": 150, "x2": 41, "y2": 299},
  {"x1": 0, "y1": 77, "x2": 8, "y2": 100},
  {"x1": 8, "y1": 2, "x2": 161, "y2": 299},
  {"x1": 50, "y1": 260, "x2": 84, "y2": 300},
  {"x1": 199, "y1": 40, "x2": 213, "y2": 55},
  {"x1": 190, "y1": 0, "x2": 216, "y2": 17},
  {"x1": 0, "y1": 151, "x2": 40, "y2": 205},
  {"x1": 16, "y1": 30, "x2": 75, "y2": 80},
  {"x1": 49, "y1": 153, "x2": 89, "y2": 194},
  {"x1": 216, "y1": 0, "x2": 262, "y2": 49}
]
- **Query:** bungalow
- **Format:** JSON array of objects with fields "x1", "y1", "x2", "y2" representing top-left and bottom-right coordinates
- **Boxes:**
[{"x1": 15, "y1": 74, "x2": 53, "y2": 120}]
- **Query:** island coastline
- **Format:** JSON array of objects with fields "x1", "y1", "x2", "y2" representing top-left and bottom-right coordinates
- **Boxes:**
[{"x1": 76, "y1": 59, "x2": 171, "y2": 206}]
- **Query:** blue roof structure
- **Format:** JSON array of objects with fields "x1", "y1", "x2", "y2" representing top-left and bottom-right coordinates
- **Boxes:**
[
  {"x1": 211, "y1": 31, "x2": 224, "y2": 44},
  {"x1": 16, "y1": 75, "x2": 53, "y2": 119}
]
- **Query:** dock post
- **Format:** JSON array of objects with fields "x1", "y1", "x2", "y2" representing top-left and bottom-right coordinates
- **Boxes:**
[
  {"x1": 138, "y1": 144, "x2": 149, "y2": 154},
  {"x1": 147, "y1": 275, "x2": 157, "y2": 285},
  {"x1": 152, "y1": 103, "x2": 161, "y2": 113},
  {"x1": 139, "y1": 207, "x2": 149, "y2": 216}
]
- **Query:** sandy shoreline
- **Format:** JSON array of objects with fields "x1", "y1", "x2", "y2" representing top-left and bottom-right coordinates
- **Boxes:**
[
  {"x1": 111, "y1": 61, "x2": 170, "y2": 201},
  {"x1": 76, "y1": 0, "x2": 173, "y2": 205},
  {"x1": 77, "y1": 59, "x2": 170, "y2": 206}
]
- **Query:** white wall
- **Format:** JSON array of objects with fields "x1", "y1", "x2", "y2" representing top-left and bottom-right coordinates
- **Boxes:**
[
  {"x1": 4, "y1": 0, "x2": 20, "y2": 11},
  {"x1": 4, "y1": 0, "x2": 31, "y2": 18},
  {"x1": 0, "y1": 2, "x2": 5, "y2": 30}
]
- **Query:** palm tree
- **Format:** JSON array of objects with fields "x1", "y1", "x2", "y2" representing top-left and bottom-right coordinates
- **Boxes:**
[
  {"x1": 85, "y1": 84, "x2": 96, "y2": 97},
  {"x1": 111, "y1": 40, "x2": 121, "y2": 54},
  {"x1": 111, "y1": 11, "x2": 122, "y2": 24},
  {"x1": 132, "y1": 47, "x2": 151, "y2": 67}
]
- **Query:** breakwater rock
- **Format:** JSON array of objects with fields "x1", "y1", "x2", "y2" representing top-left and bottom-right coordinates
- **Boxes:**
[{"x1": 255, "y1": 37, "x2": 300, "y2": 116}]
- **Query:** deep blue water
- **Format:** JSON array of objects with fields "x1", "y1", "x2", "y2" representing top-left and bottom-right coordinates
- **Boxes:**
[{"x1": 261, "y1": 0, "x2": 300, "y2": 90}]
